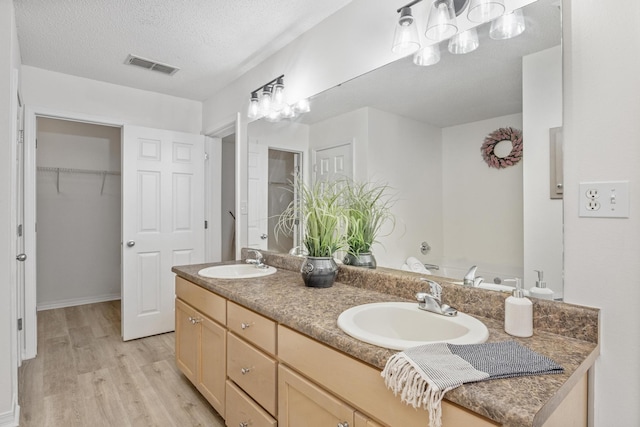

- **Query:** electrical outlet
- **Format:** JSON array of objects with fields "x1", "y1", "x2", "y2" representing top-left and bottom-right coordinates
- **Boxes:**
[
  {"x1": 586, "y1": 200, "x2": 600, "y2": 211},
  {"x1": 579, "y1": 181, "x2": 630, "y2": 218},
  {"x1": 585, "y1": 188, "x2": 599, "y2": 199}
]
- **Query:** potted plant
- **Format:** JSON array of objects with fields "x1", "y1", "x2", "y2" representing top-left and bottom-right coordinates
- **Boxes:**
[
  {"x1": 276, "y1": 178, "x2": 348, "y2": 288},
  {"x1": 342, "y1": 181, "x2": 395, "y2": 269}
]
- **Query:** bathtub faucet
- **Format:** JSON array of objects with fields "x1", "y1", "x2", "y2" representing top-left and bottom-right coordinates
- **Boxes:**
[{"x1": 463, "y1": 265, "x2": 484, "y2": 287}]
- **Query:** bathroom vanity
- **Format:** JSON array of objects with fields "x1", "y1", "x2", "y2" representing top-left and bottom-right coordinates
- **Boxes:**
[{"x1": 172, "y1": 250, "x2": 599, "y2": 427}]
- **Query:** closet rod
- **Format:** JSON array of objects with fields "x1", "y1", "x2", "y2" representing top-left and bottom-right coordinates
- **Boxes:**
[{"x1": 37, "y1": 166, "x2": 121, "y2": 176}]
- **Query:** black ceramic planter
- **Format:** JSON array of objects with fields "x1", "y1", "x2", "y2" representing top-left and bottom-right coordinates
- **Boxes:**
[{"x1": 300, "y1": 256, "x2": 338, "y2": 288}]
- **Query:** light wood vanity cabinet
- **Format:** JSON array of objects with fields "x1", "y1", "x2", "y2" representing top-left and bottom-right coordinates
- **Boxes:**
[
  {"x1": 175, "y1": 276, "x2": 588, "y2": 427},
  {"x1": 175, "y1": 277, "x2": 227, "y2": 417}
]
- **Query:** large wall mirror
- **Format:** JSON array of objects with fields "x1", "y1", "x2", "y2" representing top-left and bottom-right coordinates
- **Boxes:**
[{"x1": 246, "y1": 0, "x2": 563, "y2": 299}]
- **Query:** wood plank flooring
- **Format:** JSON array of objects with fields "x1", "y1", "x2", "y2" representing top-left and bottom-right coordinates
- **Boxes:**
[{"x1": 18, "y1": 300, "x2": 225, "y2": 427}]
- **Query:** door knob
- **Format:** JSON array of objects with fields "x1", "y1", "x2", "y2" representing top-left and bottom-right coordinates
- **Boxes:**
[
  {"x1": 260, "y1": 233, "x2": 268, "y2": 240},
  {"x1": 16, "y1": 254, "x2": 27, "y2": 262},
  {"x1": 126, "y1": 240, "x2": 135, "y2": 247}
]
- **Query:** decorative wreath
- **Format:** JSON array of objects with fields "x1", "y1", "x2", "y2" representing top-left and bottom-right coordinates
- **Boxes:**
[{"x1": 481, "y1": 127, "x2": 523, "y2": 169}]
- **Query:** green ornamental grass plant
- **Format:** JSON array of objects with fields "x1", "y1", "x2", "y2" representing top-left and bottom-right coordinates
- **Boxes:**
[
  {"x1": 344, "y1": 181, "x2": 395, "y2": 256},
  {"x1": 275, "y1": 179, "x2": 348, "y2": 258}
]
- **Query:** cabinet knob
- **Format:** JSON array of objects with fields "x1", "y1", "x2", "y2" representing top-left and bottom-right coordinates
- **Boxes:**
[
  {"x1": 188, "y1": 316, "x2": 201, "y2": 325},
  {"x1": 240, "y1": 367, "x2": 251, "y2": 375},
  {"x1": 337, "y1": 423, "x2": 350, "y2": 427},
  {"x1": 240, "y1": 322, "x2": 252, "y2": 330},
  {"x1": 239, "y1": 423, "x2": 248, "y2": 427}
]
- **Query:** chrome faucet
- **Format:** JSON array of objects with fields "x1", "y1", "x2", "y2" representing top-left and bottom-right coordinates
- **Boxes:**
[
  {"x1": 463, "y1": 265, "x2": 484, "y2": 287},
  {"x1": 246, "y1": 249, "x2": 267, "y2": 269},
  {"x1": 416, "y1": 279, "x2": 458, "y2": 317}
]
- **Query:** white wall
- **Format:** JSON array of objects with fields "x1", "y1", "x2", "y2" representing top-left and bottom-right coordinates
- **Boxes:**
[
  {"x1": 563, "y1": 1, "x2": 640, "y2": 425},
  {"x1": 366, "y1": 108, "x2": 442, "y2": 268},
  {"x1": 0, "y1": 0, "x2": 20, "y2": 423},
  {"x1": 523, "y1": 46, "x2": 563, "y2": 297},
  {"x1": 441, "y1": 114, "x2": 524, "y2": 275},
  {"x1": 36, "y1": 118, "x2": 121, "y2": 309},
  {"x1": 22, "y1": 66, "x2": 202, "y2": 134}
]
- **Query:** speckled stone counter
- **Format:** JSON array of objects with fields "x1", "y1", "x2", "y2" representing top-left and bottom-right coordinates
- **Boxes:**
[{"x1": 172, "y1": 250, "x2": 599, "y2": 427}]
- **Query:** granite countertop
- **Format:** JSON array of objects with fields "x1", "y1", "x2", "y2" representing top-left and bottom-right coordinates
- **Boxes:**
[{"x1": 172, "y1": 253, "x2": 599, "y2": 427}]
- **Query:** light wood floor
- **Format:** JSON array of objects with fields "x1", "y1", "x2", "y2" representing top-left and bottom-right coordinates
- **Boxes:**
[{"x1": 18, "y1": 300, "x2": 225, "y2": 427}]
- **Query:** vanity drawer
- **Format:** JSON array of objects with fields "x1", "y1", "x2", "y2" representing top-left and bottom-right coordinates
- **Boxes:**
[
  {"x1": 227, "y1": 332, "x2": 277, "y2": 416},
  {"x1": 226, "y1": 380, "x2": 277, "y2": 427},
  {"x1": 175, "y1": 277, "x2": 226, "y2": 325},
  {"x1": 227, "y1": 301, "x2": 276, "y2": 354}
]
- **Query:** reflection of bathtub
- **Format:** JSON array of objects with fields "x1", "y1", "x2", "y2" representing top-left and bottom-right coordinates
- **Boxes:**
[{"x1": 426, "y1": 258, "x2": 523, "y2": 287}]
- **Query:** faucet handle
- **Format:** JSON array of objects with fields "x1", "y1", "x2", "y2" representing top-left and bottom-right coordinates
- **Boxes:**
[{"x1": 420, "y1": 278, "x2": 442, "y2": 302}]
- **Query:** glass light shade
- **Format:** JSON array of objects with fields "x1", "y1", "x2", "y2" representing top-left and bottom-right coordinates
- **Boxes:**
[
  {"x1": 413, "y1": 44, "x2": 441, "y2": 66},
  {"x1": 281, "y1": 104, "x2": 296, "y2": 119},
  {"x1": 467, "y1": 0, "x2": 505, "y2": 23},
  {"x1": 260, "y1": 86, "x2": 272, "y2": 115},
  {"x1": 247, "y1": 93, "x2": 259, "y2": 119},
  {"x1": 425, "y1": 0, "x2": 458, "y2": 42},
  {"x1": 272, "y1": 78, "x2": 285, "y2": 111},
  {"x1": 490, "y1": 9, "x2": 525, "y2": 40},
  {"x1": 448, "y1": 28, "x2": 479, "y2": 54},
  {"x1": 295, "y1": 98, "x2": 310, "y2": 113},
  {"x1": 392, "y1": 7, "x2": 420, "y2": 55}
]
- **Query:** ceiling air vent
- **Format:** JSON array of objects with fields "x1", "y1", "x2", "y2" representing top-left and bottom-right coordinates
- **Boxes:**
[{"x1": 125, "y1": 54, "x2": 180, "y2": 76}]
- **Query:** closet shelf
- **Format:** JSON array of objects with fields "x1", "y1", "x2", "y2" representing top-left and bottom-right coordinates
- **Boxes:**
[
  {"x1": 37, "y1": 166, "x2": 121, "y2": 195},
  {"x1": 37, "y1": 166, "x2": 121, "y2": 176}
]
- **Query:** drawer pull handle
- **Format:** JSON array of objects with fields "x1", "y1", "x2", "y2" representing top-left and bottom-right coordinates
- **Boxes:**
[
  {"x1": 240, "y1": 322, "x2": 253, "y2": 330},
  {"x1": 188, "y1": 316, "x2": 201, "y2": 325},
  {"x1": 240, "y1": 367, "x2": 252, "y2": 375},
  {"x1": 337, "y1": 423, "x2": 349, "y2": 427},
  {"x1": 239, "y1": 423, "x2": 248, "y2": 427}
]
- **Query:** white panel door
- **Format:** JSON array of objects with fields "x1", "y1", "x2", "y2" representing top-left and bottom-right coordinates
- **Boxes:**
[
  {"x1": 122, "y1": 126, "x2": 204, "y2": 341},
  {"x1": 313, "y1": 142, "x2": 353, "y2": 184},
  {"x1": 247, "y1": 141, "x2": 268, "y2": 250}
]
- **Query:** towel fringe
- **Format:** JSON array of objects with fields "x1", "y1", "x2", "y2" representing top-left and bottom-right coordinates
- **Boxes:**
[{"x1": 381, "y1": 353, "x2": 448, "y2": 427}]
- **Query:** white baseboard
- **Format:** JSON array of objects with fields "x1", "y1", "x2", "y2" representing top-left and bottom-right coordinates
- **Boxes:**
[
  {"x1": 0, "y1": 395, "x2": 19, "y2": 427},
  {"x1": 37, "y1": 293, "x2": 121, "y2": 311}
]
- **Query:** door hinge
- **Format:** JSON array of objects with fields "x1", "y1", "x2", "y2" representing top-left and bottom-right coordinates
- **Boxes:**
[
  {"x1": 17, "y1": 224, "x2": 22, "y2": 237},
  {"x1": 204, "y1": 152, "x2": 209, "y2": 161},
  {"x1": 17, "y1": 318, "x2": 23, "y2": 331},
  {"x1": 18, "y1": 130, "x2": 24, "y2": 144},
  {"x1": 204, "y1": 220, "x2": 208, "y2": 230}
]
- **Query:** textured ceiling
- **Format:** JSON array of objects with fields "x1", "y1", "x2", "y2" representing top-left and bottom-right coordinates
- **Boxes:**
[{"x1": 13, "y1": 0, "x2": 353, "y2": 101}]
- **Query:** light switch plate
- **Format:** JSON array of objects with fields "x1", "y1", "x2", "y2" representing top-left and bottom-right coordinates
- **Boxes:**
[{"x1": 579, "y1": 181, "x2": 630, "y2": 218}]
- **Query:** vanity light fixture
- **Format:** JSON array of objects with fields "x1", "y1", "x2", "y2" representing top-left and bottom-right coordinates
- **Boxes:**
[
  {"x1": 392, "y1": 7, "x2": 421, "y2": 55},
  {"x1": 490, "y1": 8, "x2": 525, "y2": 40},
  {"x1": 448, "y1": 27, "x2": 479, "y2": 54},
  {"x1": 247, "y1": 75, "x2": 311, "y2": 121}
]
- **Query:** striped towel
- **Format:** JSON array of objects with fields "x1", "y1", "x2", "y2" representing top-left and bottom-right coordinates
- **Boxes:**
[{"x1": 381, "y1": 341, "x2": 563, "y2": 427}]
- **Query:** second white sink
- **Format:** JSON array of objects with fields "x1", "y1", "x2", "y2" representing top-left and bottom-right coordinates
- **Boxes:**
[
  {"x1": 198, "y1": 264, "x2": 277, "y2": 279},
  {"x1": 337, "y1": 302, "x2": 489, "y2": 350}
]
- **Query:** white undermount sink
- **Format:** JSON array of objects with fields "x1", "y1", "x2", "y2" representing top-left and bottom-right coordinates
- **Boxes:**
[
  {"x1": 198, "y1": 264, "x2": 277, "y2": 279},
  {"x1": 337, "y1": 302, "x2": 489, "y2": 350}
]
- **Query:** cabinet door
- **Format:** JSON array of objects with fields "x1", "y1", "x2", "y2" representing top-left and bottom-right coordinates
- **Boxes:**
[
  {"x1": 279, "y1": 365, "x2": 354, "y2": 427},
  {"x1": 175, "y1": 298, "x2": 199, "y2": 382},
  {"x1": 198, "y1": 315, "x2": 226, "y2": 417}
]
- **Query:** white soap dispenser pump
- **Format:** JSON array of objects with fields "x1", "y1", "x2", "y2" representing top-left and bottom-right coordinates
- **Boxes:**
[
  {"x1": 529, "y1": 270, "x2": 554, "y2": 300},
  {"x1": 504, "y1": 278, "x2": 533, "y2": 338}
]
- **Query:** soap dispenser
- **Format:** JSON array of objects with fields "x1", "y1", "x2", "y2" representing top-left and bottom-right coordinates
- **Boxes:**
[
  {"x1": 530, "y1": 270, "x2": 554, "y2": 300},
  {"x1": 504, "y1": 278, "x2": 533, "y2": 338}
]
